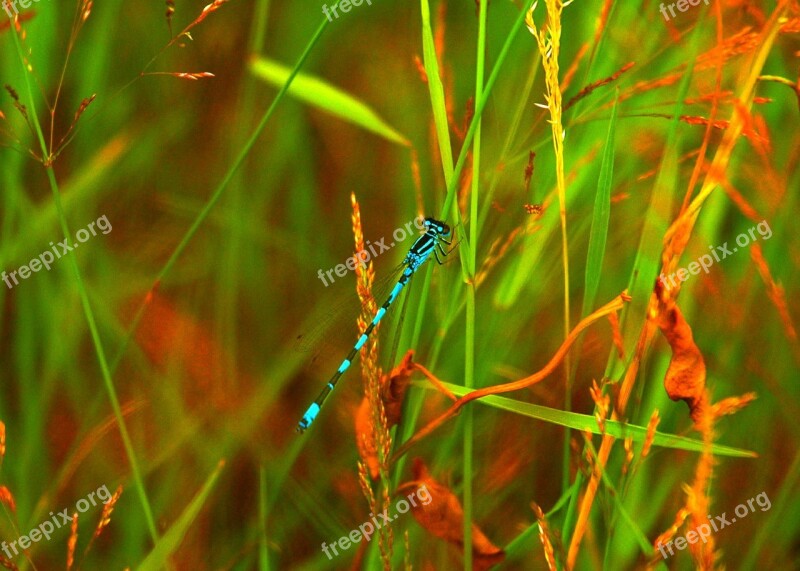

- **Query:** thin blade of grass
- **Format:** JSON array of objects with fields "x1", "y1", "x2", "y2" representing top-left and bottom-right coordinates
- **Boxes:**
[
  {"x1": 582, "y1": 89, "x2": 618, "y2": 317},
  {"x1": 259, "y1": 463, "x2": 271, "y2": 571},
  {"x1": 136, "y1": 460, "x2": 225, "y2": 571},
  {"x1": 8, "y1": 21, "x2": 162, "y2": 545},
  {"x1": 419, "y1": 380, "x2": 756, "y2": 458},
  {"x1": 394, "y1": 0, "x2": 535, "y2": 485},
  {"x1": 562, "y1": 88, "x2": 619, "y2": 495},
  {"x1": 420, "y1": 0, "x2": 454, "y2": 186},
  {"x1": 110, "y1": 18, "x2": 331, "y2": 374},
  {"x1": 249, "y1": 57, "x2": 409, "y2": 147},
  {"x1": 462, "y1": 0, "x2": 488, "y2": 565}
]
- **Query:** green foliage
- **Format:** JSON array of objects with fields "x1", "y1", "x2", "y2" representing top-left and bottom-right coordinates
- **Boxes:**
[{"x1": 0, "y1": 0, "x2": 797, "y2": 569}]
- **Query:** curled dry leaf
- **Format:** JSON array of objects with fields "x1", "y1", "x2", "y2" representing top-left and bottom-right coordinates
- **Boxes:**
[
  {"x1": 355, "y1": 351, "x2": 415, "y2": 479},
  {"x1": 654, "y1": 292, "x2": 707, "y2": 425},
  {"x1": 403, "y1": 458, "x2": 505, "y2": 570}
]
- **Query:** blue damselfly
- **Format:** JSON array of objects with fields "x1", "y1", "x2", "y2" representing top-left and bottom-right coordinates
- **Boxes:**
[{"x1": 297, "y1": 217, "x2": 454, "y2": 433}]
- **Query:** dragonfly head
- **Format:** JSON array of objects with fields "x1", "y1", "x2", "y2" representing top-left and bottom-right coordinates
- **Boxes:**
[{"x1": 424, "y1": 217, "x2": 451, "y2": 237}]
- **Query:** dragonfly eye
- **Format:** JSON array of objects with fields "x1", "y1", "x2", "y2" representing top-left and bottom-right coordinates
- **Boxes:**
[{"x1": 424, "y1": 217, "x2": 450, "y2": 235}]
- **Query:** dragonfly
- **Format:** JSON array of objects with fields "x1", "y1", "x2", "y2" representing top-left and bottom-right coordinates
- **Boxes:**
[{"x1": 297, "y1": 217, "x2": 454, "y2": 433}]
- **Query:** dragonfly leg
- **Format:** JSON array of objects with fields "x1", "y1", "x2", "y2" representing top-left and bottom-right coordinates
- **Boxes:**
[{"x1": 444, "y1": 239, "x2": 461, "y2": 256}]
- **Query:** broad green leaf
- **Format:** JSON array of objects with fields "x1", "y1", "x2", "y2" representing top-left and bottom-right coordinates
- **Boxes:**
[{"x1": 249, "y1": 57, "x2": 409, "y2": 146}]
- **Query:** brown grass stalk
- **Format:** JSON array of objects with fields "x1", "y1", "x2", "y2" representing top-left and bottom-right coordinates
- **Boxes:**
[
  {"x1": 350, "y1": 194, "x2": 393, "y2": 568},
  {"x1": 566, "y1": 6, "x2": 789, "y2": 565}
]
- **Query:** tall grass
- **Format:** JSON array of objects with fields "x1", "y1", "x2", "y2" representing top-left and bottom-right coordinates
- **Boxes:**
[{"x1": 1, "y1": 0, "x2": 798, "y2": 569}]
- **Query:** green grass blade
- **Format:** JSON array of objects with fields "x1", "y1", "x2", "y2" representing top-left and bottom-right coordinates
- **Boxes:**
[
  {"x1": 249, "y1": 57, "x2": 409, "y2": 146},
  {"x1": 8, "y1": 23, "x2": 161, "y2": 545},
  {"x1": 606, "y1": 43, "x2": 699, "y2": 381},
  {"x1": 463, "y1": 0, "x2": 488, "y2": 566},
  {"x1": 419, "y1": 381, "x2": 757, "y2": 458},
  {"x1": 110, "y1": 18, "x2": 331, "y2": 373},
  {"x1": 582, "y1": 89, "x2": 618, "y2": 317},
  {"x1": 259, "y1": 463, "x2": 271, "y2": 571},
  {"x1": 581, "y1": 440, "x2": 658, "y2": 562},
  {"x1": 438, "y1": 0, "x2": 533, "y2": 219},
  {"x1": 563, "y1": 88, "x2": 619, "y2": 497},
  {"x1": 420, "y1": 0, "x2": 454, "y2": 187},
  {"x1": 136, "y1": 461, "x2": 226, "y2": 571},
  {"x1": 395, "y1": 0, "x2": 533, "y2": 481}
]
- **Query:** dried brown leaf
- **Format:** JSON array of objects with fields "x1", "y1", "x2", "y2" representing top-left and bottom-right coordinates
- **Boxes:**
[
  {"x1": 406, "y1": 458, "x2": 505, "y2": 570},
  {"x1": 654, "y1": 296, "x2": 707, "y2": 425}
]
